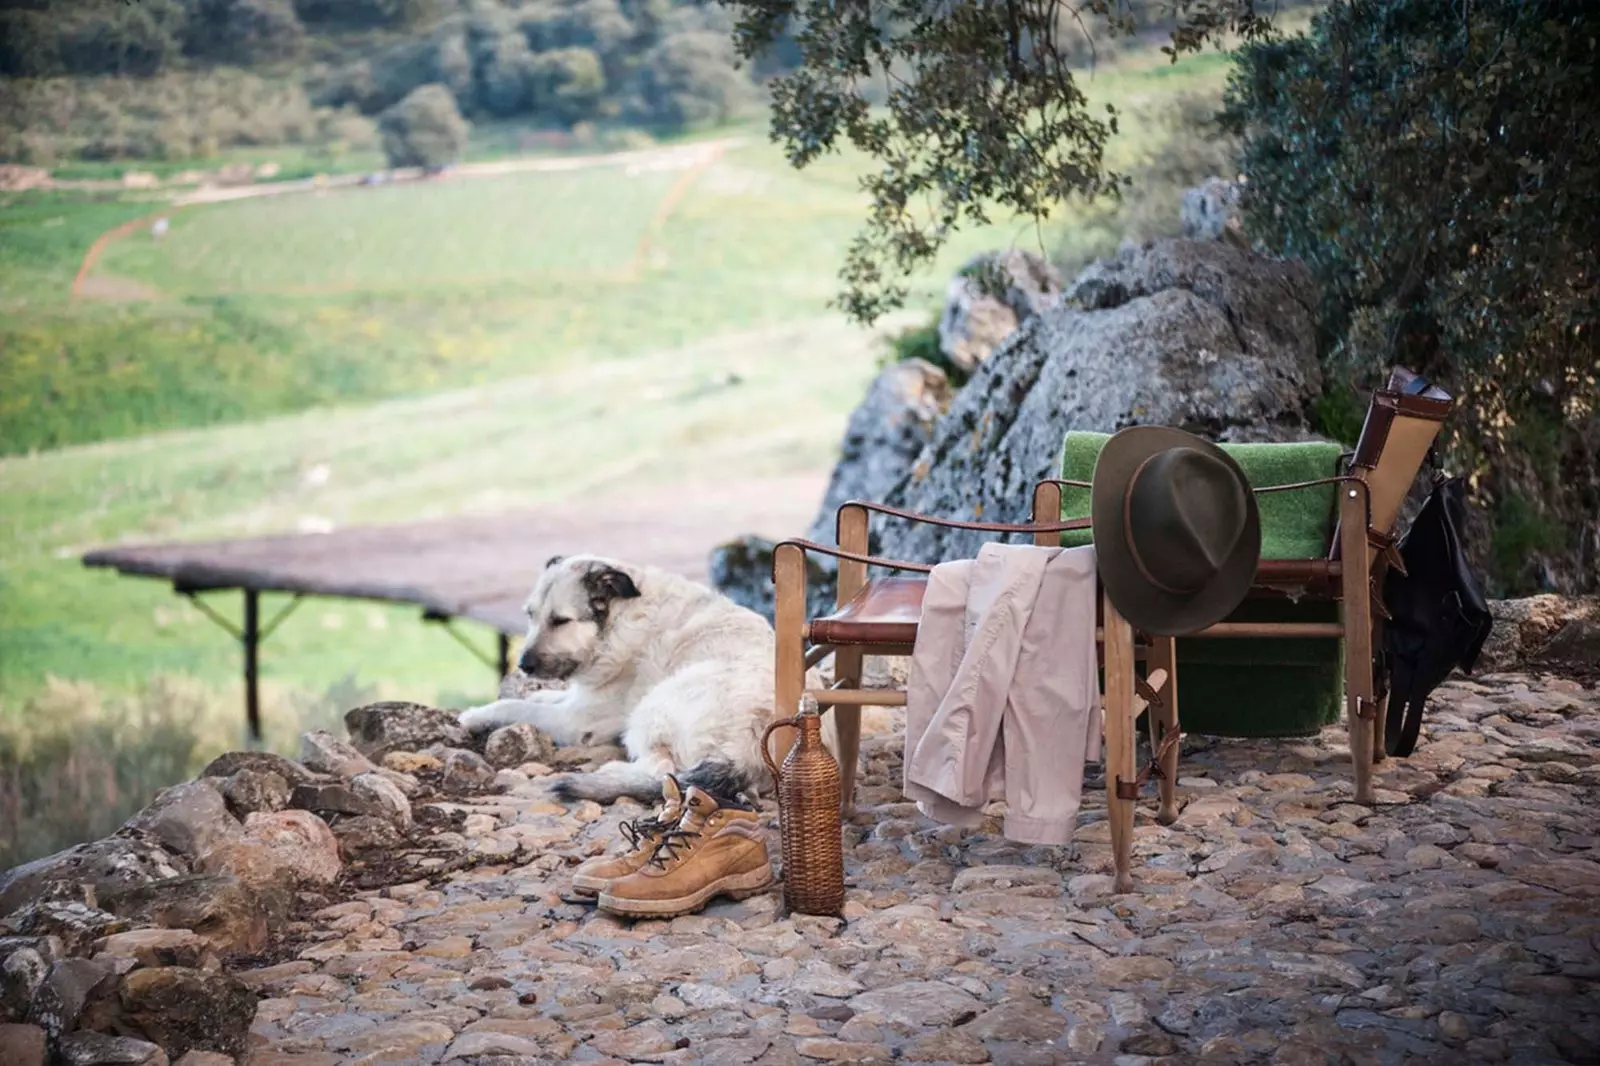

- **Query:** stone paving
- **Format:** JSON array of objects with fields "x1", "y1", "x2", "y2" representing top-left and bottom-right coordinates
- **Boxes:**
[{"x1": 241, "y1": 672, "x2": 1600, "y2": 1066}]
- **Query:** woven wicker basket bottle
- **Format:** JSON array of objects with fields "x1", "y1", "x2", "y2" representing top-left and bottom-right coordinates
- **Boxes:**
[{"x1": 761, "y1": 694, "x2": 845, "y2": 916}]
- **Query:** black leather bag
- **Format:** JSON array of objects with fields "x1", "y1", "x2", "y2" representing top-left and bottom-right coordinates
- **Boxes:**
[{"x1": 1380, "y1": 474, "x2": 1494, "y2": 757}]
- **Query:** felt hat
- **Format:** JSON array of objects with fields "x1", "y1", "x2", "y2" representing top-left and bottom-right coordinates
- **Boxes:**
[{"x1": 1091, "y1": 426, "x2": 1261, "y2": 636}]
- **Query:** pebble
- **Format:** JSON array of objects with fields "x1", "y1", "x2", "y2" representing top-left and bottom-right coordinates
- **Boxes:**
[{"x1": 241, "y1": 673, "x2": 1600, "y2": 1066}]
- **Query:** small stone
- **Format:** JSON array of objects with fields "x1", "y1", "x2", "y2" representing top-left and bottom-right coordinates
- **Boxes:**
[
  {"x1": 382, "y1": 750, "x2": 442, "y2": 774},
  {"x1": 588, "y1": 1023, "x2": 680, "y2": 1058},
  {"x1": 1437, "y1": 1011, "x2": 1474, "y2": 1044},
  {"x1": 329, "y1": 815, "x2": 406, "y2": 856},
  {"x1": 218, "y1": 769, "x2": 291, "y2": 817},
  {"x1": 298, "y1": 731, "x2": 378, "y2": 777},
  {"x1": 173, "y1": 1056, "x2": 234, "y2": 1066},
  {"x1": 344, "y1": 702, "x2": 467, "y2": 759},
  {"x1": 416, "y1": 936, "x2": 474, "y2": 959},
  {"x1": 55, "y1": 1032, "x2": 168, "y2": 1065},
  {"x1": 468, "y1": 974, "x2": 512, "y2": 991},
  {"x1": 678, "y1": 982, "x2": 742, "y2": 1011},
  {"x1": 903, "y1": 1028, "x2": 991, "y2": 1063},
  {"x1": 0, "y1": 1022, "x2": 46, "y2": 1066},
  {"x1": 349, "y1": 773, "x2": 413, "y2": 829},
  {"x1": 1120, "y1": 1030, "x2": 1181, "y2": 1057},
  {"x1": 439, "y1": 749, "x2": 497, "y2": 793},
  {"x1": 848, "y1": 981, "x2": 982, "y2": 1028},
  {"x1": 444, "y1": 1031, "x2": 540, "y2": 1059},
  {"x1": 795, "y1": 1038, "x2": 892, "y2": 1061},
  {"x1": 484, "y1": 723, "x2": 557, "y2": 769}
]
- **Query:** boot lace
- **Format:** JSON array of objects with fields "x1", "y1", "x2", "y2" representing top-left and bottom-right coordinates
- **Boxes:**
[
  {"x1": 620, "y1": 812, "x2": 671, "y2": 849},
  {"x1": 645, "y1": 825, "x2": 701, "y2": 869}
]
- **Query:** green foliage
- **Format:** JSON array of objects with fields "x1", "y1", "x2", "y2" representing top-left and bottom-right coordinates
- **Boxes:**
[
  {"x1": 714, "y1": 0, "x2": 1277, "y2": 323},
  {"x1": 529, "y1": 46, "x2": 605, "y2": 124},
  {"x1": 0, "y1": 0, "x2": 192, "y2": 78},
  {"x1": 1222, "y1": 0, "x2": 1600, "y2": 591},
  {"x1": 379, "y1": 82, "x2": 470, "y2": 167},
  {"x1": 626, "y1": 30, "x2": 747, "y2": 128},
  {"x1": 186, "y1": 0, "x2": 306, "y2": 64}
]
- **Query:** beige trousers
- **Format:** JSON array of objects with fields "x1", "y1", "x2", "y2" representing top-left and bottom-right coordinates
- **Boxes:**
[{"x1": 903, "y1": 542, "x2": 1101, "y2": 846}]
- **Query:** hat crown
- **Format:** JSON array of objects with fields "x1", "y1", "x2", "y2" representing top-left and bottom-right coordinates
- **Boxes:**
[{"x1": 1125, "y1": 448, "x2": 1248, "y2": 594}]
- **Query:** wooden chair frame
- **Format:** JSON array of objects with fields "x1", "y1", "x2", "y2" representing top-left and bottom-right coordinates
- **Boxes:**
[{"x1": 769, "y1": 374, "x2": 1452, "y2": 893}]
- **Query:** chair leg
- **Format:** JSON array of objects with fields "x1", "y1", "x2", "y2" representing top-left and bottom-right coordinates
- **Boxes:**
[
  {"x1": 1338, "y1": 483, "x2": 1377, "y2": 804},
  {"x1": 1102, "y1": 591, "x2": 1138, "y2": 894},
  {"x1": 834, "y1": 650, "x2": 863, "y2": 817},
  {"x1": 770, "y1": 543, "x2": 807, "y2": 771},
  {"x1": 1146, "y1": 636, "x2": 1180, "y2": 826}
]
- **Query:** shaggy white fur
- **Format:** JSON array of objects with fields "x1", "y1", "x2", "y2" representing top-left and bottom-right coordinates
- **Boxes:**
[{"x1": 458, "y1": 553, "x2": 837, "y2": 803}]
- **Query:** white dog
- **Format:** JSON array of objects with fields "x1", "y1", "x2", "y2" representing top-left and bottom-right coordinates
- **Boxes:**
[{"x1": 458, "y1": 553, "x2": 837, "y2": 804}]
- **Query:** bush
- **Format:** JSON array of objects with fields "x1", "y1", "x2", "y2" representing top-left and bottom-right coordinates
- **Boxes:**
[
  {"x1": 527, "y1": 46, "x2": 605, "y2": 125},
  {"x1": 378, "y1": 82, "x2": 470, "y2": 169},
  {"x1": 1223, "y1": 0, "x2": 1600, "y2": 593},
  {"x1": 626, "y1": 30, "x2": 748, "y2": 129},
  {"x1": 186, "y1": 0, "x2": 306, "y2": 64}
]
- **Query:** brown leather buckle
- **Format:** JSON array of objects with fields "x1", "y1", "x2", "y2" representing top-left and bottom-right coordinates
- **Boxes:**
[{"x1": 1114, "y1": 777, "x2": 1140, "y2": 801}]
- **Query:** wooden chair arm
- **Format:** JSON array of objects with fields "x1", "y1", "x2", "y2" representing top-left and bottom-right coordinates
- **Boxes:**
[
  {"x1": 772, "y1": 538, "x2": 933, "y2": 575},
  {"x1": 836, "y1": 499, "x2": 1091, "y2": 538}
]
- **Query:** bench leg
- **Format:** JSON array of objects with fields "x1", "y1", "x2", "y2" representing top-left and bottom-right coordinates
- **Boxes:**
[
  {"x1": 1339, "y1": 484, "x2": 1377, "y2": 804},
  {"x1": 1103, "y1": 591, "x2": 1138, "y2": 894},
  {"x1": 1146, "y1": 635, "x2": 1180, "y2": 826}
]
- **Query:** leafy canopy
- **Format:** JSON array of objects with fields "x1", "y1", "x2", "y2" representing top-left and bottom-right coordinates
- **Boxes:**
[{"x1": 714, "y1": 0, "x2": 1275, "y2": 322}]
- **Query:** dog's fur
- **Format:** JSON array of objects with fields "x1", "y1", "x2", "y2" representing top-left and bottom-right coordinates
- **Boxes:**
[{"x1": 458, "y1": 553, "x2": 836, "y2": 804}]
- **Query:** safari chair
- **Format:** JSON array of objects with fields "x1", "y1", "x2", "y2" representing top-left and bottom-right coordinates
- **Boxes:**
[{"x1": 770, "y1": 368, "x2": 1453, "y2": 892}]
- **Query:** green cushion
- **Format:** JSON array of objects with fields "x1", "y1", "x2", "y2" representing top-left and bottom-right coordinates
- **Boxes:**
[
  {"x1": 1057, "y1": 431, "x2": 1345, "y2": 559},
  {"x1": 1057, "y1": 430, "x2": 1347, "y2": 737}
]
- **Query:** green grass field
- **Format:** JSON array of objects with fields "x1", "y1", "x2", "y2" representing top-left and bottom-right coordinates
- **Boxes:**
[{"x1": 0, "y1": 37, "x2": 1245, "y2": 864}]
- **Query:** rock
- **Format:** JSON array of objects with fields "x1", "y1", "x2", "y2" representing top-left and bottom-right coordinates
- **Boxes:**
[
  {"x1": 343, "y1": 702, "x2": 467, "y2": 759},
  {"x1": 120, "y1": 782, "x2": 241, "y2": 864},
  {"x1": 349, "y1": 773, "x2": 413, "y2": 828},
  {"x1": 848, "y1": 981, "x2": 983, "y2": 1029},
  {"x1": 381, "y1": 751, "x2": 441, "y2": 774},
  {"x1": 93, "y1": 931, "x2": 211, "y2": 971},
  {"x1": 116, "y1": 968, "x2": 255, "y2": 1060},
  {"x1": 240, "y1": 811, "x2": 341, "y2": 885},
  {"x1": 55, "y1": 1032, "x2": 168, "y2": 1066},
  {"x1": 1181, "y1": 176, "x2": 1245, "y2": 243},
  {"x1": 545, "y1": 743, "x2": 628, "y2": 771},
  {"x1": 439, "y1": 748, "x2": 497, "y2": 793},
  {"x1": 0, "y1": 1022, "x2": 47, "y2": 1066},
  {"x1": 707, "y1": 534, "x2": 836, "y2": 625},
  {"x1": 26, "y1": 958, "x2": 115, "y2": 1040},
  {"x1": 0, "y1": 840, "x2": 188, "y2": 921},
  {"x1": 298, "y1": 731, "x2": 378, "y2": 778},
  {"x1": 483, "y1": 724, "x2": 557, "y2": 769},
  {"x1": 903, "y1": 1028, "x2": 992, "y2": 1063},
  {"x1": 218, "y1": 769, "x2": 290, "y2": 817},
  {"x1": 198, "y1": 751, "x2": 319, "y2": 789},
  {"x1": 0, "y1": 903, "x2": 133, "y2": 956},
  {"x1": 938, "y1": 249, "x2": 1063, "y2": 376},
  {"x1": 288, "y1": 782, "x2": 387, "y2": 820},
  {"x1": 1, "y1": 944, "x2": 52, "y2": 1023},
  {"x1": 1531, "y1": 617, "x2": 1600, "y2": 677},
  {"x1": 328, "y1": 815, "x2": 405, "y2": 856},
  {"x1": 99, "y1": 876, "x2": 267, "y2": 957},
  {"x1": 877, "y1": 238, "x2": 1323, "y2": 566},
  {"x1": 1478, "y1": 595, "x2": 1599, "y2": 673}
]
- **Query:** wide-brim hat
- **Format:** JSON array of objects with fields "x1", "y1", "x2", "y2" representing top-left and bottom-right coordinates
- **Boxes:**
[{"x1": 1091, "y1": 426, "x2": 1261, "y2": 637}]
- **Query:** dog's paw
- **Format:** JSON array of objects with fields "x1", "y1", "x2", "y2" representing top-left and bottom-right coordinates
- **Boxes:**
[{"x1": 457, "y1": 704, "x2": 505, "y2": 734}]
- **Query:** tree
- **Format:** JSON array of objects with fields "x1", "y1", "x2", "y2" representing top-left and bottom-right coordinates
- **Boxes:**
[
  {"x1": 713, "y1": 0, "x2": 1273, "y2": 322},
  {"x1": 627, "y1": 30, "x2": 746, "y2": 129},
  {"x1": 528, "y1": 47, "x2": 606, "y2": 125},
  {"x1": 378, "y1": 82, "x2": 469, "y2": 169},
  {"x1": 187, "y1": 0, "x2": 305, "y2": 64},
  {"x1": 1222, "y1": 0, "x2": 1599, "y2": 592}
]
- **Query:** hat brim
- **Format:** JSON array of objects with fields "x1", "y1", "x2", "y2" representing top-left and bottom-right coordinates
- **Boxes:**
[{"x1": 1090, "y1": 426, "x2": 1262, "y2": 637}]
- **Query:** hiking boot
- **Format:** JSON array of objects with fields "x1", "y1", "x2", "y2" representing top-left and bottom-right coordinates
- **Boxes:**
[
  {"x1": 570, "y1": 776, "x2": 687, "y2": 897},
  {"x1": 597, "y1": 786, "x2": 774, "y2": 919}
]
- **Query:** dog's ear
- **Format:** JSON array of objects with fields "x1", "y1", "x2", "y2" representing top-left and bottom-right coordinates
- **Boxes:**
[
  {"x1": 584, "y1": 565, "x2": 641, "y2": 605},
  {"x1": 545, "y1": 555, "x2": 564, "y2": 569}
]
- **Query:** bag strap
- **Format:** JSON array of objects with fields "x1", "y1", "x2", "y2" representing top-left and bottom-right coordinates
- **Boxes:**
[{"x1": 1386, "y1": 691, "x2": 1425, "y2": 757}]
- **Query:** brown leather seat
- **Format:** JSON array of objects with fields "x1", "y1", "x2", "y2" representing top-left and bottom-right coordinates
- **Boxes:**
[{"x1": 809, "y1": 576, "x2": 926, "y2": 646}]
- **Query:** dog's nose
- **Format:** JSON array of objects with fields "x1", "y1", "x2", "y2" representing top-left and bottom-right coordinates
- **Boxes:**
[{"x1": 517, "y1": 650, "x2": 539, "y2": 675}]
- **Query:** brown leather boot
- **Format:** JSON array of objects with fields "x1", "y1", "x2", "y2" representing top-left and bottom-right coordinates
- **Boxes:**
[
  {"x1": 597, "y1": 786, "x2": 774, "y2": 918},
  {"x1": 570, "y1": 776, "x2": 686, "y2": 897}
]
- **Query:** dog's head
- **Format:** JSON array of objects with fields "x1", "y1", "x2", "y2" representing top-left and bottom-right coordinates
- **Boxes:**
[{"x1": 515, "y1": 555, "x2": 642, "y2": 680}]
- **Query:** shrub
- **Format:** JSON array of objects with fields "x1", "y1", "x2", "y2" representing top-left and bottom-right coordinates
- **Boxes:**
[
  {"x1": 527, "y1": 46, "x2": 605, "y2": 126},
  {"x1": 378, "y1": 82, "x2": 470, "y2": 169},
  {"x1": 626, "y1": 30, "x2": 748, "y2": 129},
  {"x1": 186, "y1": 0, "x2": 306, "y2": 64},
  {"x1": 1223, "y1": 0, "x2": 1600, "y2": 593}
]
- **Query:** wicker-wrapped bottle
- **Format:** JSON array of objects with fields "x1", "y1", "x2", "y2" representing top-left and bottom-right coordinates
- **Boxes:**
[{"x1": 761, "y1": 694, "x2": 845, "y2": 916}]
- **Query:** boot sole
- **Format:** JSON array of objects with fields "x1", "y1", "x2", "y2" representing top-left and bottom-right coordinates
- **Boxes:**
[
  {"x1": 596, "y1": 865, "x2": 775, "y2": 919},
  {"x1": 569, "y1": 873, "x2": 610, "y2": 895}
]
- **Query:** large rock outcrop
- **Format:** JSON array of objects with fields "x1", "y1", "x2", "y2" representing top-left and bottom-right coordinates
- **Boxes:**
[{"x1": 936, "y1": 249, "x2": 1064, "y2": 377}]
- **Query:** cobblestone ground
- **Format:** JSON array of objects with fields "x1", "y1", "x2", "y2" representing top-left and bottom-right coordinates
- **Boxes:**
[{"x1": 242, "y1": 673, "x2": 1600, "y2": 1066}]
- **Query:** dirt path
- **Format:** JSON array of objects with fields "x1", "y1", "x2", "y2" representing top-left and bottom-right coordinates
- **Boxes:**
[{"x1": 70, "y1": 138, "x2": 741, "y2": 301}]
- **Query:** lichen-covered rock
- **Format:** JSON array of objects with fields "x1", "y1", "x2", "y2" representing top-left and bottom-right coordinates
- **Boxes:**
[
  {"x1": 298, "y1": 730, "x2": 378, "y2": 778},
  {"x1": 0, "y1": 903, "x2": 133, "y2": 957},
  {"x1": 1479, "y1": 594, "x2": 1600, "y2": 674},
  {"x1": 349, "y1": 773, "x2": 413, "y2": 829},
  {"x1": 1181, "y1": 176, "x2": 1245, "y2": 243},
  {"x1": 880, "y1": 238, "x2": 1323, "y2": 565},
  {"x1": 116, "y1": 967, "x2": 255, "y2": 1060},
  {"x1": 1, "y1": 943, "x2": 53, "y2": 1023},
  {"x1": 328, "y1": 815, "x2": 406, "y2": 857},
  {"x1": 92, "y1": 930, "x2": 213, "y2": 972},
  {"x1": 288, "y1": 782, "x2": 387, "y2": 820},
  {"x1": 25, "y1": 958, "x2": 116, "y2": 1041},
  {"x1": 438, "y1": 748, "x2": 497, "y2": 793},
  {"x1": 238, "y1": 811, "x2": 341, "y2": 886},
  {"x1": 217, "y1": 768, "x2": 290, "y2": 817},
  {"x1": 706, "y1": 534, "x2": 835, "y2": 624},
  {"x1": 98, "y1": 876, "x2": 267, "y2": 957},
  {"x1": 483, "y1": 724, "x2": 557, "y2": 770},
  {"x1": 198, "y1": 751, "x2": 319, "y2": 789},
  {"x1": 344, "y1": 702, "x2": 467, "y2": 759},
  {"x1": 0, "y1": 839, "x2": 188, "y2": 921},
  {"x1": 55, "y1": 1031, "x2": 168, "y2": 1066},
  {"x1": 939, "y1": 249, "x2": 1064, "y2": 375},
  {"x1": 120, "y1": 783, "x2": 241, "y2": 866}
]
